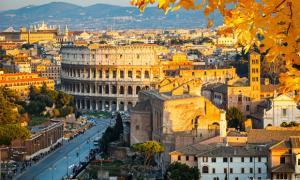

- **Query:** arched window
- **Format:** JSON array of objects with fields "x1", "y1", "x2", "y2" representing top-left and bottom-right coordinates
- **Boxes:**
[
  {"x1": 144, "y1": 70, "x2": 150, "y2": 78},
  {"x1": 202, "y1": 166, "x2": 209, "y2": 173},
  {"x1": 136, "y1": 86, "x2": 141, "y2": 95},
  {"x1": 112, "y1": 85, "x2": 117, "y2": 94},
  {"x1": 105, "y1": 85, "x2": 109, "y2": 94},
  {"x1": 128, "y1": 102, "x2": 133, "y2": 110},
  {"x1": 136, "y1": 70, "x2": 141, "y2": 79},
  {"x1": 128, "y1": 86, "x2": 133, "y2": 95},
  {"x1": 120, "y1": 86, "x2": 124, "y2": 94}
]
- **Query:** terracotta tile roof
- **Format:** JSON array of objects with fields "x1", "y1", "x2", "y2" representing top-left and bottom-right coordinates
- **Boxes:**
[
  {"x1": 248, "y1": 129, "x2": 300, "y2": 144},
  {"x1": 272, "y1": 164, "x2": 295, "y2": 173},
  {"x1": 198, "y1": 145, "x2": 268, "y2": 157},
  {"x1": 0, "y1": 78, "x2": 53, "y2": 84},
  {"x1": 197, "y1": 145, "x2": 269, "y2": 157},
  {"x1": 170, "y1": 143, "x2": 214, "y2": 156},
  {"x1": 261, "y1": 84, "x2": 280, "y2": 92}
]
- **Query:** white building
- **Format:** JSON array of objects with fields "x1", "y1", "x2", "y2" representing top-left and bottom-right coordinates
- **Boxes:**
[
  {"x1": 262, "y1": 94, "x2": 300, "y2": 128},
  {"x1": 198, "y1": 145, "x2": 268, "y2": 180},
  {"x1": 15, "y1": 62, "x2": 32, "y2": 73}
]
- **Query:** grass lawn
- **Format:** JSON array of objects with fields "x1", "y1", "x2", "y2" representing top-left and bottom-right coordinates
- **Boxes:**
[{"x1": 28, "y1": 116, "x2": 49, "y2": 127}]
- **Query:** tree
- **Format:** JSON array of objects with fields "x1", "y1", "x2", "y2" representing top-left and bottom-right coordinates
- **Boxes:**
[
  {"x1": 29, "y1": 85, "x2": 39, "y2": 101},
  {"x1": 40, "y1": 83, "x2": 48, "y2": 94},
  {"x1": 226, "y1": 107, "x2": 244, "y2": 130},
  {"x1": 114, "y1": 113, "x2": 124, "y2": 140},
  {"x1": 131, "y1": 0, "x2": 300, "y2": 100},
  {"x1": 281, "y1": 122, "x2": 288, "y2": 127},
  {"x1": 99, "y1": 127, "x2": 115, "y2": 154},
  {"x1": 131, "y1": 141, "x2": 164, "y2": 167},
  {"x1": 0, "y1": 88, "x2": 30, "y2": 145},
  {"x1": 165, "y1": 162, "x2": 199, "y2": 180},
  {"x1": 0, "y1": 94, "x2": 20, "y2": 125}
]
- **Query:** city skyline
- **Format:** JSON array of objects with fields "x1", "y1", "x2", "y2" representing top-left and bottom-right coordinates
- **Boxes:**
[{"x1": 0, "y1": 0, "x2": 132, "y2": 11}]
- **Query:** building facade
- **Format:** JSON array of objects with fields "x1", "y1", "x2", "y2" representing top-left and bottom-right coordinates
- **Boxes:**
[
  {"x1": 0, "y1": 73, "x2": 55, "y2": 97},
  {"x1": 61, "y1": 44, "x2": 163, "y2": 112}
]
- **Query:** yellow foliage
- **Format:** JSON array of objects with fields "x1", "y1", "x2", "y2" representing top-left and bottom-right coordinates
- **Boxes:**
[{"x1": 131, "y1": 0, "x2": 300, "y2": 100}]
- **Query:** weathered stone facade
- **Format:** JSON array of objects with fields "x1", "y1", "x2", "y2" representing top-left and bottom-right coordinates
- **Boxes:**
[{"x1": 61, "y1": 44, "x2": 163, "y2": 111}]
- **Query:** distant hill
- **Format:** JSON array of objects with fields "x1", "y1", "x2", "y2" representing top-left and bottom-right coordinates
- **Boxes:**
[{"x1": 0, "y1": 2, "x2": 223, "y2": 30}]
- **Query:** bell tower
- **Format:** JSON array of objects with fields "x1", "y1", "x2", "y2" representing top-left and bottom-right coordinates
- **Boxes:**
[{"x1": 249, "y1": 52, "x2": 261, "y2": 101}]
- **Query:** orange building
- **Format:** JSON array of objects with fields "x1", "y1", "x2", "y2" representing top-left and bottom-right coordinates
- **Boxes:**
[{"x1": 0, "y1": 73, "x2": 54, "y2": 97}]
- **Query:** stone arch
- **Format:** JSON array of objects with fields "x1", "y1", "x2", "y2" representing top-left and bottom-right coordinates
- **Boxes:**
[
  {"x1": 120, "y1": 86, "x2": 124, "y2": 94},
  {"x1": 111, "y1": 101, "x2": 117, "y2": 111},
  {"x1": 128, "y1": 102, "x2": 133, "y2": 111},
  {"x1": 112, "y1": 85, "x2": 117, "y2": 94},
  {"x1": 119, "y1": 101, "x2": 124, "y2": 111},
  {"x1": 144, "y1": 70, "x2": 150, "y2": 78},
  {"x1": 105, "y1": 85, "x2": 109, "y2": 94},
  {"x1": 136, "y1": 86, "x2": 141, "y2": 95},
  {"x1": 104, "y1": 101, "x2": 110, "y2": 111},
  {"x1": 202, "y1": 166, "x2": 209, "y2": 173},
  {"x1": 128, "y1": 86, "x2": 133, "y2": 95}
]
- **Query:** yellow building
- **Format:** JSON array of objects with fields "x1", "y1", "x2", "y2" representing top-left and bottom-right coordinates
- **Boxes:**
[{"x1": 0, "y1": 73, "x2": 54, "y2": 97}]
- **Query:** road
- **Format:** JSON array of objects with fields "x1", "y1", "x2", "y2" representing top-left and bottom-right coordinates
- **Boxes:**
[{"x1": 16, "y1": 118, "x2": 112, "y2": 180}]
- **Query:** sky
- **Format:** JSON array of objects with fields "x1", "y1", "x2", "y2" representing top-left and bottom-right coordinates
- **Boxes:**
[{"x1": 0, "y1": 0, "x2": 132, "y2": 11}]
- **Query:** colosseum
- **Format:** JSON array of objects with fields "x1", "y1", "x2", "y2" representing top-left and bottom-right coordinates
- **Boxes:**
[{"x1": 61, "y1": 44, "x2": 163, "y2": 112}]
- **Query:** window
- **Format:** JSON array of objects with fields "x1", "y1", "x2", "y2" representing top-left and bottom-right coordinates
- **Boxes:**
[
  {"x1": 105, "y1": 70, "x2": 109, "y2": 78},
  {"x1": 246, "y1": 105, "x2": 250, "y2": 111},
  {"x1": 257, "y1": 177, "x2": 261, "y2": 180},
  {"x1": 224, "y1": 168, "x2": 227, "y2": 173},
  {"x1": 235, "y1": 178, "x2": 238, "y2": 180},
  {"x1": 144, "y1": 70, "x2": 150, "y2": 78},
  {"x1": 203, "y1": 157, "x2": 208, "y2": 162},
  {"x1": 230, "y1": 157, "x2": 233, "y2": 162},
  {"x1": 113, "y1": 70, "x2": 117, "y2": 78},
  {"x1": 120, "y1": 70, "x2": 124, "y2": 78},
  {"x1": 186, "y1": 156, "x2": 189, "y2": 161},
  {"x1": 128, "y1": 86, "x2": 133, "y2": 95},
  {"x1": 241, "y1": 157, "x2": 244, "y2": 162},
  {"x1": 136, "y1": 86, "x2": 141, "y2": 95},
  {"x1": 112, "y1": 85, "x2": 117, "y2": 94},
  {"x1": 128, "y1": 70, "x2": 132, "y2": 78},
  {"x1": 212, "y1": 157, "x2": 216, "y2": 163},
  {"x1": 230, "y1": 168, "x2": 233, "y2": 173},
  {"x1": 105, "y1": 85, "x2": 109, "y2": 94},
  {"x1": 298, "y1": 159, "x2": 300, "y2": 165},
  {"x1": 258, "y1": 157, "x2": 261, "y2": 162},
  {"x1": 98, "y1": 70, "x2": 102, "y2": 78},
  {"x1": 282, "y1": 109, "x2": 287, "y2": 117},
  {"x1": 258, "y1": 168, "x2": 261, "y2": 174},
  {"x1": 194, "y1": 156, "x2": 198, "y2": 162},
  {"x1": 120, "y1": 86, "x2": 124, "y2": 95},
  {"x1": 250, "y1": 168, "x2": 253, "y2": 173},
  {"x1": 136, "y1": 70, "x2": 141, "y2": 79},
  {"x1": 280, "y1": 156, "x2": 285, "y2": 164},
  {"x1": 178, "y1": 155, "x2": 181, "y2": 161},
  {"x1": 136, "y1": 125, "x2": 140, "y2": 130},
  {"x1": 212, "y1": 168, "x2": 215, "y2": 174},
  {"x1": 250, "y1": 157, "x2": 253, "y2": 162},
  {"x1": 238, "y1": 95, "x2": 242, "y2": 102},
  {"x1": 241, "y1": 168, "x2": 244, "y2": 173},
  {"x1": 202, "y1": 166, "x2": 209, "y2": 173},
  {"x1": 223, "y1": 157, "x2": 228, "y2": 162},
  {"x1": 213, "y1": 178, "x2": 219, "y2": 180}
]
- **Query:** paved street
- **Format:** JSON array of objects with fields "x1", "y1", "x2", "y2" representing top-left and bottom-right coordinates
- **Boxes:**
[{"x1": 16, "y1": 118, "x2": 112, "y2": 180}]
